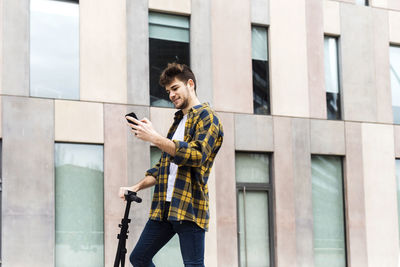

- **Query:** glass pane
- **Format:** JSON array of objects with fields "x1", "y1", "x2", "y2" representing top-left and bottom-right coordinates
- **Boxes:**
[
  {"x1": 236, "y1": 152, "x2": 269, "y2": 183},
  {"x1": 150, "y1": 25, "x2": 190, "y2": 43},
  {"x1": 396, "y1": 159, "x2": 400, "y2": 245},
  {"x1": 355, "y1": 0, "x2": 368, "y2": 5},
  {"x1": 149, "y1": 12, "x2": 190, "y2": 108},
  {"x1": 30, "y1": 0, "x2": 79, "y2": 99},
  {"x1": 390, "y1": 46, "x2": 400, "y2": 124},
  {"x1": 238, "y1": 191, "x2": 246, "y2": 267},
  {"x1": 149, "y1": 12, "x2": 189, "y2": 28},
  {"x1": 252, "y1": 26, "x2": 268, "y2": 61},
  {"x1": 238, "y1": 190, "x2": 270, "y2": 267},
  {"x1": 150, "y1": 147, "x2": 162, "y2": 201},
  {"x1": 326, "y1": 92, "x2": 341, "y2": 120},
  {"x1": 55, "y1": 143, "x2": 104, "y2": 267},
  {"x1": 311, "y1": 155, "x2": 346, "y2": 267},
  {"x1": 150, "y1": 146, "x2": 162, "y2": 166},
  {"x1": 153, "y1": 236, "x2": 183, "y2": 267},
  {"x1": 253, "y1": 59, "x2": 270, "y2": 115},
  {"x1": 324, "y1": 37, "x2": 339, "y2": 94},
  {"x1": 252, "y1": 26, "x2": 269, "y2": 115},
  {"x1": 324, "y1": 37, "x2": 341, "y2": 120},
  {"x1": 149, "y1": 40, "x2": 190, "y2": 108}
]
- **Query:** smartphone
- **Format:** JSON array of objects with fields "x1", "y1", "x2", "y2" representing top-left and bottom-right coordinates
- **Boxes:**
[{"x1": 125, "y1": 112, "x2": 138, "y2": 126}]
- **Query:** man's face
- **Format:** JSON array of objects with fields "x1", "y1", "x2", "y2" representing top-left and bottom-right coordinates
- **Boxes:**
[{"x1": 165, "y1": 78, "x2": 191, "y2": 110}]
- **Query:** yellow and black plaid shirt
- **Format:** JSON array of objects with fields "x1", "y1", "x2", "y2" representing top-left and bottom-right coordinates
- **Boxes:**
[{"x1": 145, "y1": 103, "x2": 223, "y2": 230}]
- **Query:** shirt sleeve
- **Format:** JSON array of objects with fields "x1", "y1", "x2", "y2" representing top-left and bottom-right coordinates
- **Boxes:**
[
  {"x1": 145, "y1": 158, "x2": 161, "y2": 179},
  {"x1": 171, "y1": 109, "x2": 222, "y2": 167}
]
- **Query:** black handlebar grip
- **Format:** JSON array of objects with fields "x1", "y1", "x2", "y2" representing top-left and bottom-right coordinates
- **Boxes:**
[{"x1": 124, "y1": 190, "x2": 142, "y2": 203}]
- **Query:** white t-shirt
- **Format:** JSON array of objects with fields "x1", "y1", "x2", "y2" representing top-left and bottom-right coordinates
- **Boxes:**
[{"x1": 166, "y1": 114, "x2": 188, "y2": 202}]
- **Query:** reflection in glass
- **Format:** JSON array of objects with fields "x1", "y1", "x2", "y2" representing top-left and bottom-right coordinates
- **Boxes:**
[
  {"x1": 235, "y1": 152, "x2": 269, "y2": 183},
  {"x1": 149, "y1": 12, "x2": 190, "y2": 108},
  {"x1": 252, "y1": 26, "x2": 270, "y2": 115},
  {"x1": 30, "y1": 0, "x2": 79, "y2": 99},
  {"x1": 312, "y1": 155, "x2": 346, "y2": 267},
  {"x1": 390, "y1": 46, "x2": 400, "y2": 124},
  {"x1": 55, "y1": 143, "x2": 104, "y2": 267},
  {"x1": 238, "y1": 190, "x2": 270, "y2": 267},
  {"x1": 324, "y1": 36, "x2": 341, "y2": 120},
  {"x1": 153, "y1": 235, "x2": 183, "y2": 267},
  {"x1": 150, "y1": 147, "x2": 183, "y2": 267}
]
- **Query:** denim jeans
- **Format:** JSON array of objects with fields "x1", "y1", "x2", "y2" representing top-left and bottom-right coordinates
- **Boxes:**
[{"x1": 130, "y1": 203, "x2": 205, "y2": 267}]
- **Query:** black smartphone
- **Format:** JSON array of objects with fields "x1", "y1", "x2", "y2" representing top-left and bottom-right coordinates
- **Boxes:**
[{"x1": 125, "y1": 112, "x2": 138, "y2": 126}]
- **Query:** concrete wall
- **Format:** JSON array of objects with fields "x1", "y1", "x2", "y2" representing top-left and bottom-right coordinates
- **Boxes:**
[
  {"x1": 344, "y1": 122, "x2": 368, "y2": 267},
  {"x1": 307, "y1": 0, "x2": 326, "y2": 119},
  {"x1": 341, "y1": 4, "x2": 392, "y2": 123},
  {"x1": 211, "y1": 0, "x2": 253, "y2": 113},
  {"x1": 1, "y1": 0, "x2": 29, "y2": 96},
  {"x1": 127, "y1": 0, "x2": 149, "y2": 105},
  {"x1": 1, "y1": 0, "x2": 400, "y2": 266},
  {"x1": 213, "y1": 112, "x2": 238, "y2": 267},
  {"x1": 191, "y1": 0, "x2": 213, "y2": 105},
  {"x1": 270, "y1": 0, "x2": 309, "y2": 118},
  {"x1": 80, "y1": 0, "x2": 127, "y2": 103},
  {"x1": 362, "y1": 124, "x2": 398, "y2": 267},
  {"x1": 2, "y1": 96, "x2": 54, "y2": 266}
]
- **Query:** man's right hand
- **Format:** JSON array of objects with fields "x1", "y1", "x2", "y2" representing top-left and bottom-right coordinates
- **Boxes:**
[
  {"x1": 118, "y1": 176, "x2": 156, "y2": 200},
  {"x1": 118, "y1": 186, "x2": 139, "y2": 200}
]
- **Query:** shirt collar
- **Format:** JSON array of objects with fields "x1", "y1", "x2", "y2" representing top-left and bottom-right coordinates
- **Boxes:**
[{"x1": 173, "y1": 103, "x2": 209, "y2": 120}]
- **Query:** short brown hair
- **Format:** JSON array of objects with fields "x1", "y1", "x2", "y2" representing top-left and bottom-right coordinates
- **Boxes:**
[{"x1": 159, "y1": 63, "x2": 197, "y2": 91}]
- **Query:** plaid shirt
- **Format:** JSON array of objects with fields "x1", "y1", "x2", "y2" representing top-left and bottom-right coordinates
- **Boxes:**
[{"x1": 145, "y1": 103, "x2": 224, "y2": 230}]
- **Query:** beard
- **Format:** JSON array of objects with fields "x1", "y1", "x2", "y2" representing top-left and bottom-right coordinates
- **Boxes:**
[
  {"x1": 175, "y1": 97, "x2": 189, "y2": 110},
  {"x1": 173, "y1": 85, "x2": 190, "y2": 110}
]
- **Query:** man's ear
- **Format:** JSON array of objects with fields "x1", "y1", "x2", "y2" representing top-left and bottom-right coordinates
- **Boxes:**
[{"x1": 187, "y1": 79, "x2": 195, "y2": 91}]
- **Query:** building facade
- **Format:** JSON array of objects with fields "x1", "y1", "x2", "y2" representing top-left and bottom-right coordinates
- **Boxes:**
[{"x1": 1, "y1": 0, "x2": 400, "y2": 266}]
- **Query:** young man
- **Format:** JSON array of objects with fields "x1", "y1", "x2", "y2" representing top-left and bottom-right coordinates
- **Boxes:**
[{"x1": 119, "y1": 63, "x2": 224, "y2": 267}]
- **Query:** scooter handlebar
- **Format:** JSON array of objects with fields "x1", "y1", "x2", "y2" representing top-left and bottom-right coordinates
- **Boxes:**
[{"x1": 124, "y1": 190, "x2": 142, "y2": 203}]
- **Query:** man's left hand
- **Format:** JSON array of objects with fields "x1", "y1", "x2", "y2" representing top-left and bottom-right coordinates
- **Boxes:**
[{"x1": 127, "y1": 117, "x2": 161, "y2": 144}]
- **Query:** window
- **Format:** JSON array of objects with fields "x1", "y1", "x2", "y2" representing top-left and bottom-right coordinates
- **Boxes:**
[
  {"x1": 390, "y1": 45, "x2": 400, "y2": 124},
  {"x1": 30, "y1": 0, "x2": 79, "y2": 99},
  {"x1": 355, "y1": 0, "x2": 369, "y2": 5},
  {"x1": 311, "y1": 155, "x2": 347, "y2": 267},
  {"x1": 55, "y1": 143, "x2": 104, "y2": 267},
  {"x1": 252, "y1": 26, "x2": 270, "y2": 115},
  {"x1": 149, "y1": 12, "x2": 190, "y2": 108},
  {"x1": 324, "y1": 36, "x2": 342, "y2": 120},
  {"x1": 235, "y1": 152, "x2": 273, "y2": 267},
  {"x1": 396, "y1": 159, "x2": 400, "y2": 244},
  {"x1": 150, "y1": 147, "x2": 183, "y2": 267}
]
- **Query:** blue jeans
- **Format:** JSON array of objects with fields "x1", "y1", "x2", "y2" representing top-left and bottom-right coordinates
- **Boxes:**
[{"x1": 130, "y1": 203, "x2": 205, "y2": 267}]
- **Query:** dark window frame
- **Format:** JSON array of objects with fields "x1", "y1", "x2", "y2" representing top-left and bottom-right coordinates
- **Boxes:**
[
  {"x1": 30, "y1": 0, "x2": 80, "y2": 100},
  {"x1": 54, "y1": 141, "x2": 105, "y2": 266},
  {"x1": 148, "y1": 11, "x2": 191, "y2": 108},
  {"x1": 251, "y1": 24, "x2": 271, "y2": 116},
  {"x1": 235, "y1": 152, "x2": 275, "y2": 267},
  {"x1": 324, "y1": 34, "x2": 343, "y2": 121}
]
